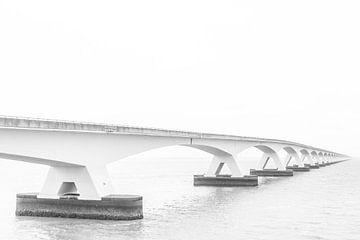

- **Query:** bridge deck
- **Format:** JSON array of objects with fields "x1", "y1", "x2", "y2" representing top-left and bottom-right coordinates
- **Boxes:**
[{"x1": 0, "y1": 115, "x2": 335, "y2": 154}]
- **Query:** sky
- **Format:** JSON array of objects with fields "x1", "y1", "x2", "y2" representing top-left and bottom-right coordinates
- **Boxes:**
[{"x1": 0, "y1": 0, "x2": 359, "y2": 157}]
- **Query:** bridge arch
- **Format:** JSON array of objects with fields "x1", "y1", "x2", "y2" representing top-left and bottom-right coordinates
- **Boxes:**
[
  {"x1": 38, "y1": 142, "x2": 248, "y2": 200},
  {"x1": 176, "y1": 144, "x2": 243, "y2": 177},
  {"x1": 281, "y1": 146, "x2": 303, "y2": 167},
  {"x1": 310, "y1": 151, "x2": 319, "y2": 164},
  {"x1": 182, "y1": 144, "x2": 234, "y2": 157},
  {"x1": 324, "y1": 153, "x2": 330, "y2": 163},
  {"x1": 299, "y1": 149, "x2": 314, "y2": 165},
  {"x1": 110, "y1": 143, "x2": 245, "y2": 177},
  {"x1": 300, "y1": 149, "x2": 310, "y2": 155},
  {"x1": 237, "y1": 144, "x2": 285, "y2": 170}
]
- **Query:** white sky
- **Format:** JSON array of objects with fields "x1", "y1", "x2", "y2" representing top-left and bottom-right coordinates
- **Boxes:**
[{"x1": 0, "y1": 0, "x2": 359, "y2": 156}]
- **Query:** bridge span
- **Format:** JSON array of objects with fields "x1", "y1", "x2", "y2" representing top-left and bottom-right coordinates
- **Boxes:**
[{"x1": 0, "y1": 116, "x2": 348, "y2": 220}]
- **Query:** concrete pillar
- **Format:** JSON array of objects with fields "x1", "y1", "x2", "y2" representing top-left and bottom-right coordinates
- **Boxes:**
[
  {"x1": 196, "y1": 155, "x2": 257, "y2": 186},
  {"x1": 18, "y1": 165, "x2": 143, "y2": 220},
  {"x1": 38, "y1": 165, "x2": 114, "y2": 200},
  {"x1": 284, "y1": 149, "x2": 304, "y2": 167},
  {"x1": 311, "y1": 154, "x2": 319, "y2": 164},
  {"x1": 301, "y1": 153, "x2": 313, "y2": 166},
  {"x1": 206, "y1": 155, "x2": 243, "y2": 177},
  {"x1": 256, "y1": 152, "x2": 285, "y2": 170},
  {"x1": 284, "y1": 154, "x2": 292, "y2": 167},
  {"x1": 257, "y1": 153, "x2": 269, "y2": 169}
]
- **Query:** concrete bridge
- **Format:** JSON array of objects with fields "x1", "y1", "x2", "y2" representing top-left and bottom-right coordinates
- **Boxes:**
[{"x1": 0, "y1": 116, "x2": 348, "y2": 220}]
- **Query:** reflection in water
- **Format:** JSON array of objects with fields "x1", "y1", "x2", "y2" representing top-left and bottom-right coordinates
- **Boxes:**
[{"x1": 2, "y1": 159, "x2": 360, "y2": 240}]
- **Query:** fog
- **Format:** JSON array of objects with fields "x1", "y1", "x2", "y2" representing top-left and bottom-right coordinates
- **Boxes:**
[{"x1": 1, "y1": 0, "x2": 359, "y2": 156}]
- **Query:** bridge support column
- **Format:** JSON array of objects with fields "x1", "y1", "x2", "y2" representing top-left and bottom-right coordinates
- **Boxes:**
[
  {"x1": 285, "y1": 151, "x2": 310, "y2": 172},
  {"x1": 318, "y1": 155, "x2": 327, "y2": 167},
  {"x1": 38, "y1": 165, "x2": 114, "y2": 200},
  {"x1": 311, "y1": 154, "x2": 320, "y2": 167},
  {"x1": 284, "y1": 152, "x2": 305, "y2": 168},
  {"x1": 205, "y1": 155, "x2": 243, "y2": 177},
  {"x1": 302, "y1": 153, "x2": 319, "y2": 169},
  {"x1": 250, "y1": 153, "x2": 293, "y2": 177},
  {"x1": 16, "y1": 165, "x2": 143, "y2": 220},
  {"x1": 194, "y1": 155, "x2": 258, "y2": 186},
  {"x1": 325, "y1": 156, "x2": 331, "y2": 165},
  {"x1": 257, "y1": 152, "x2": 287, "y2": 170}
]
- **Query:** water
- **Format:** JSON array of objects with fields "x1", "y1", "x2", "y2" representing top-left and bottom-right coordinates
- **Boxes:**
[{"x1": 0, "y1": 157, "x2": 359, "y2": 240}]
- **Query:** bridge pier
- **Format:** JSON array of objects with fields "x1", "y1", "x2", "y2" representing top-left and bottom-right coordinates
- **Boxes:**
[
  {"x1": 16, "y1": 165, "x2": 144, "y2": 220},
  {"x1": 194, "y1": 155, "x2": 258, "y2": 186},
  {"x1": 282, "y1": 151, "x2": 310, "y2": 172},
  {"x1": 304, "y1": 163, "x2": 320, "y2": 169},
  {"x1": 286, "y1": 164, "x2": 310, "y2": 172},
  {"x1": 38, "y1": 165, "x2": 114, "y2": 200},
  {"x1": 249, "y1": 153, "x2": 293, "y2": 177}
]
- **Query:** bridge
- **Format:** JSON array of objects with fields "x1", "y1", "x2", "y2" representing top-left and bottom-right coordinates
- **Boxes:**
[{"x1": 0, "y1": 116, "x2": 348, "y2": 220}]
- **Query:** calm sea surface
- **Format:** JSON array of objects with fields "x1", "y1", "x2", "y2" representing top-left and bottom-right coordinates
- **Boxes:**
[{"x1": 0, "y1": 157, "x2": 359, "y2": 240}]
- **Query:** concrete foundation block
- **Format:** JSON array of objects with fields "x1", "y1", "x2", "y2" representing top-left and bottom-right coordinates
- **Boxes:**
[
  {"x1": 249, "y1": 169, "x2": 293, "y2": 177},
  {"x1": 16, "y1": 193, "x2": 143, "y2": 220},
  {"x1": 193, "y1": 175, "x2": 258, "y2": 187},
  {"x1": 286, "y1": 165, "x2": 310, "y2": 172},
  {"x1": 304, "y1": 164, "x2": 320, "y2": 169}
]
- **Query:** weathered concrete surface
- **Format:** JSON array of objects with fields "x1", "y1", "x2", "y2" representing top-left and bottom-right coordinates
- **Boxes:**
[
  {"x1": 16, "y1": 193, "x2": 143, "y2": 220},
  {"x1": 286, "y1": 165, "x2": 310, "y2": 172},
  {"x1": 250, "y1": 169, "x2": 293, "y2": 177},
  {"x1": 194, "y1": 175, "x2": 258, "y2": 186}
]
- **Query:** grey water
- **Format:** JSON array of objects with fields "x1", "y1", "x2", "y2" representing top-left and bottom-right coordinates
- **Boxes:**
[{"x1": 0, "y1": 157, "x2": 359, "y2": 240}]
